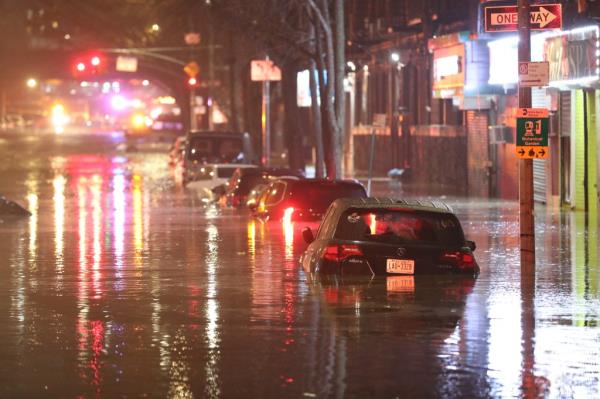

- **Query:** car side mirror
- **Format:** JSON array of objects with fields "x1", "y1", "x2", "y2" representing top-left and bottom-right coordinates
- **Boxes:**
[
  {"x1": 302, "y1": 227, "x2": 315, "y2": 244},
  {"x1": 465, "y1": 240, "x2": 476, "y2": 251}
]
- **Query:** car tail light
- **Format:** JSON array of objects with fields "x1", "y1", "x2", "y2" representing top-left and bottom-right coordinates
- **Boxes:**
[
  {"x1": 439, "y1": 251, "x2": 475, "y2": 270},
  {"x1": 323, "y1": 244, "x2": 364, "y2": 262}
]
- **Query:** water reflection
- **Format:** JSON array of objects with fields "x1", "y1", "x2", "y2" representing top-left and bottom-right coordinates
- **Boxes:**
[
  {"x1": 53, "y1": 175, "x2": 66, "y2": 279},
  {"x1": 204, "y1": 223, "x2": 221, "y2": 398},
  {"x1": 132, "y1": 175, "x2": 143, "y2": 267},
  {"x1": 308, "y1": 275, "x2": 476, "y2": 397},
  {"x1": 112, "y1": 173, "x2": 125, "y2": 291},
  {"x1": 91, "y1": 174, "x2": 103, "y2": 298},
  {"x1": 27, "y1": 192, "x2": 38, "y2": 263}
]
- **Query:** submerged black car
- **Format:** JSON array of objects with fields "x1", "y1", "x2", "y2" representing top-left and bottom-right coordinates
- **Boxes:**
[{"x1": 300, "y1": 197, "x2": 479, "y2": 276}]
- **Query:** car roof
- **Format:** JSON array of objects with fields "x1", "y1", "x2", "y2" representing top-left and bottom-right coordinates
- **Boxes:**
[
  {"x1": 213, "y1": 163, "x2": 256, "y2": 168},
  {"x1": 332, "y1": 197, "x2": 454, "y2": 213},
  {"x1": 187, "y1": 130, "x2": 246, "y2": 138},
  {"x1": 273, "y1": 178, "x2": 362, "y2": 186}
]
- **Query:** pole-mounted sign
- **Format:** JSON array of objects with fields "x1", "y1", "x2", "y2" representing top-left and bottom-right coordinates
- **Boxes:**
[
  {"x1": 516, "y1": 108, "x2": 549, "y2": 159},
  {"x1": 484, "y1": 4, "x2": 562, "y2": 32}
]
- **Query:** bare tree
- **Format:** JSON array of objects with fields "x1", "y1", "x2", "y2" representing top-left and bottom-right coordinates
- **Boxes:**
[{"x1": 306, "y1": 0, "x2": 345, "y2": 179}]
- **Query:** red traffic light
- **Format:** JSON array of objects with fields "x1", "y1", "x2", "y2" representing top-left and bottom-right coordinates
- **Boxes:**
[
  {"x1": 188, "y1": 77, "x2": 198, "y2": 87},
  {"x1": 72, "y1": 53, "x2": 105, "y2": 78}
]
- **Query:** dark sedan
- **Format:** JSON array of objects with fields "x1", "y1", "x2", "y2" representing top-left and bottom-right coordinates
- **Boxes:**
[
  {"x1": 253, "y1": 178, "x2": 367, "y2": 221},
  {"x1": 219, "y1": 167, "x2": 305, "y2": 208},
  {"x1": 300, "y1": 197, "x2": 479, "y2": 276}
]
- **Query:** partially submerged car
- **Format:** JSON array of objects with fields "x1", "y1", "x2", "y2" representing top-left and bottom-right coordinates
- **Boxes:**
[
  {"x1": 0, "y1": 196, "x2": 31, "y2": 219},
  {"x1": 182, "y1": 131, "x2": 256, "y2": 184},
  {"x1": 186, "y1": 164, "x2": 257, "y2": 202},
  {"x1": 253, "y1": 178, "x2": 367, "y2": 221},
  {"x1": 220, "y1": 167, "x2": 305, "y2": 208},
  {"x1": 300, "y1": 197, "x2": 479, "y2": 276}
]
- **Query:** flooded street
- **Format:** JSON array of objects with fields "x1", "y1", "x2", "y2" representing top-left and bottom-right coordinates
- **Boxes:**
[{"x1": 0, "y1": 130, "x2": 598, "y2": 398}]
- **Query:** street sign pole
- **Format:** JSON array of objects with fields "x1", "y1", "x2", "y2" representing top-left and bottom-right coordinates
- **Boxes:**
[
  {"x1": 190, "y1": 87, "x2": 197, "y2": 130},
  {"x1": 518, "y1": 0, "x2": 535, "y2": 273},
  {"x1": 262, "y1": 55, "x2": 271, "y2": 167}
]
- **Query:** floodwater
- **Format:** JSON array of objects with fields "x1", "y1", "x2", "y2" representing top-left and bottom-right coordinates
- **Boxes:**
[{"x1": 0, "y1": 130, "x2": 598, "y2": 398}]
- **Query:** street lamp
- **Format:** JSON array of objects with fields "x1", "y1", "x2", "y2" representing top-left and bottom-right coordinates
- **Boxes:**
[
  {"x1": 390, "y1": 52, "x2": 400, "y2": 63},
  {"x1": 26, "y1": 78, "x2": 38, "y2": 89}
]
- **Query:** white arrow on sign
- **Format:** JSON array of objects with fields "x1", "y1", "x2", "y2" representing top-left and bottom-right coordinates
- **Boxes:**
[
  {"x1": 531, "y1": 7, "x2": 558, "y2": 28},
  {"x1": 490, "y1": 6, "x2": 558, "y2": 28}
]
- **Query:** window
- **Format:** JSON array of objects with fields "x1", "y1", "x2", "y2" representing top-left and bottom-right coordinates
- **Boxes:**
[
  {"x1": 334, "y1": 209, "x2": 465, "y2": 246},
  {"x1": 266, "y1": 182, "x2": 286, "y2": 205}
]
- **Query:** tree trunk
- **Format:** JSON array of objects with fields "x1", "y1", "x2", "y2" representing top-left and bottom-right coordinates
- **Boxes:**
[
  {"x1": 318, "y1": 0, "x2": 339, "y2": 179},
  {"x1": 228, "y1": 30, "x2": 243, "y2": 132},
  {"x1": 334, "y1": 0, "x2": 345, "y2": 178},
  {"x1": 314, "y1": 14, "x2": 334, "y2": 178},
  {"x1": 282, "y1": 61, "x2": 306, "y2": 172},
  {"x1": 309, "y1": 60, "x2": 325, "y2": 178}
]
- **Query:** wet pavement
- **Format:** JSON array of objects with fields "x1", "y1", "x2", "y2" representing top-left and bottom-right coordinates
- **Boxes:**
[{"x1": 0, "y1": 130, "x2": 598, "y2": 398}]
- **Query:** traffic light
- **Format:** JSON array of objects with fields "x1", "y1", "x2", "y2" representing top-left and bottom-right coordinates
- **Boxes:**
[
  {"x1": 72, "y1": 53, "x2": 105, "y2": 78},
  {"x1": 187, "y1": 76, "x2": 199, "y2": 88}
]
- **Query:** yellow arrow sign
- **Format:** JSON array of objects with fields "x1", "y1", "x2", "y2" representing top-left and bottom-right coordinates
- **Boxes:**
[{"x1": 516, "y1": 146, "x2": 549, "y2": 159}]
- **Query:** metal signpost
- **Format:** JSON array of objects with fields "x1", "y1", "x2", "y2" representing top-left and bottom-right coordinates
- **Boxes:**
[
  {"x1": 518, "y1": 0, "x2": 535, "y2": 272},
  {"x1": 482, "y1": 0, "x2": 562, "y2": 272},
  {"x1": 251, "y1": 57, "x2": 282, "y2": 166},
  {"x1": 184, "y1": 61, "x2": 200, "y2": 130}
]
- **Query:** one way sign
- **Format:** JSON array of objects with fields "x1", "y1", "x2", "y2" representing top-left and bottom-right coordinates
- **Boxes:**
[{"x1": 484, "y1": 4, "x2": 562, "y2": 32}]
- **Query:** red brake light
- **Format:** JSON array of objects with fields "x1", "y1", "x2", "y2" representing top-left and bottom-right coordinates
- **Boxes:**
[
  {"x1": 440, "y1": 251, "x2": 475, "y2": 270},
  {"x1": 323, "y1": 244, "x2": 363, "y2": 262}
]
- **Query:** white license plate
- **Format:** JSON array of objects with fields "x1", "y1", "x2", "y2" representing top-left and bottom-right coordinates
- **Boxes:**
[
  {"x1": 387, "y1": 276, "x2": 415, "y2": 292},
  {"x1": 386, "y1": 258, "x2": 415, "y2": 274}
]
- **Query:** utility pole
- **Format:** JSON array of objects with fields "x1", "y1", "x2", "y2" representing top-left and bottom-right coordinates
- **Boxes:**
[
  {"x1": 208, "y1": 26, "x2": 215, "y2": 130},
  {"x1": 261, "y1": 55, "x2": 271, "y2": 167},
  {"x1": 518, "y1": 0, "x2": 535, "y2": 273}
]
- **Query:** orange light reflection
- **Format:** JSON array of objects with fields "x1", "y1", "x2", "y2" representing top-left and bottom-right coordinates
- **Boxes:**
[
  {"x1": 53, "y1": 175, "x2": 66, "y2": 275},
  {"x1": 90, "y1": 174, "x2": 103, "y2": 298},
  {"x1": 132, "y1": 175, "x2": 143, "y2": 267}
]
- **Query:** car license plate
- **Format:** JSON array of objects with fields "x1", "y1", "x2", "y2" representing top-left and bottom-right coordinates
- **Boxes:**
[
  {"x1": 387, "y1": 276, "x2": 415, "y2": 293},
  {"x1": 386, "y1": 259, "x2": 414, "y2": 274}
]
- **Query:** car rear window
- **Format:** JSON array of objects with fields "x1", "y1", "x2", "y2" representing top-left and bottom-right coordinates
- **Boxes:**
[
  {"x1": 288, "y1": 182, "x2": 366, "y2": 210},
  {"x1": 237, "y1": 174, "x2": 269, "y2": 195},
  {"x1": 194, "y1": 166, "x2": 214, "y2": 180},
  {"x1": 217, "y1": 167, "x2": 238, "y2": 178},
  {"x1": 334, "y1": 208, "x2": 465, "y2": 246},
  {"x1": 188, "y1": 137, "x2": 243, "y2": 163}
]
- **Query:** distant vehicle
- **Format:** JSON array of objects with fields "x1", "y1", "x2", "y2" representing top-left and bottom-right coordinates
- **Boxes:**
[
  {"x1": 182, "y1": 131, "x2": 256, "y2": 184},
  {"x1": 186, "y1": 163, "x2": 257, "y2": 202},
  {"x1": 220, "y1": 167, "x2": 305, "y2": 208},
  {"x1": 186, "y1": 131, "x2": 255, "y2": 163},
  {"x1": 151, "y1": 113, "x2": 184, "y2": 132},
  {"x1": 253, "y1": 178, "x2": 367, "y2": 221},
  {"x1": 300, "y1": 198, "x2": 479, "y2": 276}
]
